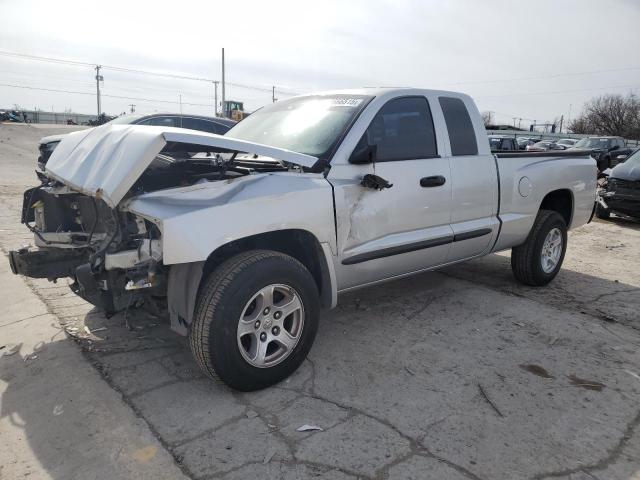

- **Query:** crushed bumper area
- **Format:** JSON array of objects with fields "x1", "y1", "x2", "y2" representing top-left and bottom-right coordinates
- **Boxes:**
[{"x1": 9, "y1": 247, "x2": 89, "y2": 278}]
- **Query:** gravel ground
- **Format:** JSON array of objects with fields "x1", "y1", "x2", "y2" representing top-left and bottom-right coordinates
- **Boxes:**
[{"x1": 1, "y1": 123, "x2": 639, "y2": 480}]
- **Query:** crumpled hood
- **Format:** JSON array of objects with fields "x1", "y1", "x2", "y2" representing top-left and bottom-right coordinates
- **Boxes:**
[{"x1": 44, "y1": 124, "x2": 318, "y2": 207}]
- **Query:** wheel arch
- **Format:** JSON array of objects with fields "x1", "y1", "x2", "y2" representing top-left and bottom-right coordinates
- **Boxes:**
[
  {"x1": 539, "y1": 188, "x2": 573, "y2": 227},
  {"x1": 201, "y1": 229, "x2": 336, "y2": 310},
  {"x1": 166, "y1": 229, "x2": 337, "y2": 337}
]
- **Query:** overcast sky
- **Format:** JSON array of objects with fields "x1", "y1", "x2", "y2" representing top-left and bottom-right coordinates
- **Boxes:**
[{"x1": 1, "y1": 0, "x2": 639, "y2": 126}]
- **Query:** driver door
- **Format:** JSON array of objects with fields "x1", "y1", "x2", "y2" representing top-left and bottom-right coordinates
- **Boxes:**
[{"x1": 330, "y1": 95, "x2": 453, "y2": 290}]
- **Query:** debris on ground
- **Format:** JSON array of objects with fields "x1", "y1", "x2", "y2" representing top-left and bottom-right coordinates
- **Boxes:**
[
  {"x1": 23, "y1": 353, "x2": 38, "y2": 362},
  {"x1": 296, "y1": 424, "x2": 324, "y2": 432},
  {"x1": 245, "y1": 410, "x2": 259, "y2": 419},
  {"x1": 263, "y1": 448, "x2": 276, "y2": 464},
  {"x1": 568, "y1": 374, "x2": 605, "y2": 391},
  {"x1": 605, "y1": 243, "x2": 625, "y2": 250},
  {"x1": 53, "y1": 404, "x2": 64, "y2": 416},
  {"x1": 478, "y1": 383, "x2": 504, "y2": 418},
  {"x1": 1, "y1": 343, "x2": 20, "y2": 357},
  {"x1": 520, "y1": 364, "x2": 555, "y2": 379},
  {"x1": 624, "y1": 370, "x2": 640, "y2": 382}
]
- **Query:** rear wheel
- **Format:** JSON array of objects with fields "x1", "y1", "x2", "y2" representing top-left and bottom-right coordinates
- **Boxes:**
[
  {"x1": 511, "y1": 210, "x2": 567, "y2": 286},
  {"x1": 189, "y1": 250, "x2": 320, "y2": 391}
]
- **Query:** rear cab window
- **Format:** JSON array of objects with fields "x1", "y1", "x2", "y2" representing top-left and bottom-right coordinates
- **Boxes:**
[
  {"x1": 363, "y1": 96, "x2": 438, "y2": 161},
  {"x1": 439, "y1": 96, "x2": 478, "y2": 156}
]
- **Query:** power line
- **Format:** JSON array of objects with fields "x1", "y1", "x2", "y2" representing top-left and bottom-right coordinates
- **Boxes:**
[
  {"x1": 0, "y1": 83, "x2": 214, "y2": 107},
  {"x1": 0, "y1": 50, "x2": 299, "y2": 95}
]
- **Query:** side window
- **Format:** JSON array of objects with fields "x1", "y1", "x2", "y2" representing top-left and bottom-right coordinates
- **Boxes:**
[
  {"x1": 438, "y1": 97, "x2": 478, "y2": 156},
  {"x1": 364, "y1": 96, "x2": 438, "y2": 161},
  {"x1": 182, "y1": 117, "x2": 218, "y2": 134},
  {"x1": 146, "y1": 116, "x2": 180, "y2": 127}
]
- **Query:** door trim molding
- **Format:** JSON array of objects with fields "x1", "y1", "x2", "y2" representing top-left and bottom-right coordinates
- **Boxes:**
[
  {"x1": 341, "y1": 227, "x2": 492, "y2": 265},
  {"x1": 452, "y1": 227, "x2": 492, "y2": 242}
]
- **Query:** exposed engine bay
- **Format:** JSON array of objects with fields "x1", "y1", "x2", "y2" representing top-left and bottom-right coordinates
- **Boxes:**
[{"x1": 9, "y1": 147, "x2": 294, "y2": 316}]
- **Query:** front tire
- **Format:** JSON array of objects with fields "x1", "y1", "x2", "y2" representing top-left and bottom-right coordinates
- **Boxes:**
[
  {"x1": 511, "y1": 210, "x2": 567, "y2": 286},
  {"x1": 189, "y1": 250, "x2": 320, "y2": 391}
]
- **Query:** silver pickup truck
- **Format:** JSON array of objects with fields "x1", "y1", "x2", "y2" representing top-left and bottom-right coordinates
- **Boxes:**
[{"x1": 9, "y1": 88, "x2": 597, "y2": 390}]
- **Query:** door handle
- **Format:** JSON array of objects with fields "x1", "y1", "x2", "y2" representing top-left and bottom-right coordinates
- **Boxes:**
[{"x1": 420, "y1": 175, "x2": 446, "y2": 187}]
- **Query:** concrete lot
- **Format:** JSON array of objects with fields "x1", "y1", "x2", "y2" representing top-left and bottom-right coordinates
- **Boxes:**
[{"x1": 1, "y1": 123, "x2": 639, "y2": 480}]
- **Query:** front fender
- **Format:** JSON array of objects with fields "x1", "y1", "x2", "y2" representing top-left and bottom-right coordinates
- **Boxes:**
[{"x1": 124, "y1": 172, "x2": 336, "y2": 265}]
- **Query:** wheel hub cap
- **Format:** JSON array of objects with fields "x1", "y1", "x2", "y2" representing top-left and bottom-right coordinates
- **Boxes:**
[
  {"x1": 541, "y1": 227, "x2": 563, "y2": 274},
  {"x1": 236, "y1": 284, "x2": 304, "y2": 368}
]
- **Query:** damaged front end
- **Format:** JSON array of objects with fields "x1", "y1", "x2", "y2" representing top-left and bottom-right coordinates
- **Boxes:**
[
  {"x1": 9, "y1": 124, "x2": 321, "y2": 324},
  {"x1": 10, "y1": 179, "x2": 164, "y2": 314},
  {"x1": 598, "y1": 175, "x2": 640, "y2": 219}
]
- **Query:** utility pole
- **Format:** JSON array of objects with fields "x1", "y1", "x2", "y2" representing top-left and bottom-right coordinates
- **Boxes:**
[
  {"x1": 95, "y1": 65, "x2": 103, "y2": 117},
  {"x1": 272, "y1": 86, "x2": 277, "y2": 103},
  {"x1": 213, "y1": 81, "x2": 219, "y2": 116},
  {"x1": 512, "y1": 117, "x2": 516, "y2": 128},
  {"x1": 518, "y1": 118, "x2": 522, "y2": 129},
  {"x1": 179, "y1": 94, "x2": 183, "y2": 115},
  {"x1": 221, "y1": 48, "x2": 226, "y2": 118},
  {"x1": 128, "y1": 104, "x2": 135, "y2": 113},
  {"x1": 558, "y1": 115, "x2": 564, "y2": 134}
]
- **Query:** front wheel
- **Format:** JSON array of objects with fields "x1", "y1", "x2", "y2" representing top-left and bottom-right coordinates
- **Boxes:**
[
  {"x1": 511, "y1": 210, "x2": 568, "y2": 286},
  {"x1": 189, "y1": 250, "x2": 320, "y2": 391}
]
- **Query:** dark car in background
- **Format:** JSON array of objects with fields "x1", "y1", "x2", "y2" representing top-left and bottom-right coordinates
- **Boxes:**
[
  {"x1": 569, "y1": 136, "x2": 632, "y2": 171},
  {"x1": 596, "y1": 148, "x2": 640, "y2": 220},
  {"x1": 37, "y1": 113, "x2": 236, "y2": 169},
  {"x1": 488, "y1": 135, "x2": 518, "y2": 151}
]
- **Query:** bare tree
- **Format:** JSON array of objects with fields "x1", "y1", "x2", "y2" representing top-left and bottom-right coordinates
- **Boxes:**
[
  {"x1": 568, "y1": 93, "x2": 640, "y2": 139},
  {"x1": 481, "y1": 111, "x2": 493, "y2": 127}
]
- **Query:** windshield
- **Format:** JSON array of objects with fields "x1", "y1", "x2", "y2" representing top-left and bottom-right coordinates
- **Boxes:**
[
  {"x1": 574, "y1": 137, "x2": 610, "y2": 148},
  {"x1": 623, "y1": 148, "x2": 640, "y2": 166},
  {"x1": 225, "y1": 94, "x2": 372, "y2": 158}
]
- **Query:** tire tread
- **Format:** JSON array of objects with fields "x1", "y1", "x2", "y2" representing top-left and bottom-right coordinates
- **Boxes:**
[{"x1": 189, "y1": 250, "x2": 311, "y2": 384}]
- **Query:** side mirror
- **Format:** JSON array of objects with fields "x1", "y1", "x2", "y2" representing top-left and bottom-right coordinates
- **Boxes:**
[
  {"x1": 349, "y1": 137, "x2": 376, "y2": 164},
  {"x1": 609, "y1": 145, "x2": 620, "y2": 151}
]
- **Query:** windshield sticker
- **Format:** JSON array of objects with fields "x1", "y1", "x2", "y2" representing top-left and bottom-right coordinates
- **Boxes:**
[{"x1": 331, "y1": 98, "x2": 363, "y2": 107}]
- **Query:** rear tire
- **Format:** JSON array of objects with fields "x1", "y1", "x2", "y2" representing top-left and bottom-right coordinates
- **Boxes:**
[
  {"x1": 189, "y1": 250, "x2": 320, "y2": 391},
  {"x1": 511, "y1": 210, "x2": 567, "y2": 286}
]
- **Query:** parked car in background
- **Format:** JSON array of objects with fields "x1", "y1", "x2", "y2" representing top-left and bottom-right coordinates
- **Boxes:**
[
  {"x1": 526, "y1": 140, "x2": 565, "y2": 152},
  {"x1": 569, "y1": 136, "x2": 633, "y2": 171},
  {"x1": 37, "y1": 113, "x2": 236, "y2": 169},
  {"x1": 10, "y1": 88, "x2": 597, "y2": 391},
  {"x1": 517, "y1": 137, "x2": 541, "y2": 150},
  {"x1": 596, "y1": 148, "x2": 640, "y2": 220},
  {"x1": 489, "y1": 135, "x2": 518, "y2": 151},
  {"x1": 556, "y1": 138, "x2": 577, "y2": 149}
]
